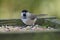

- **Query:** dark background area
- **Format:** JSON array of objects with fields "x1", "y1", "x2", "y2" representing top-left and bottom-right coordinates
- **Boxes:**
[{"x1": 0, "y1": 32, "x2": 60, "y2": 40}]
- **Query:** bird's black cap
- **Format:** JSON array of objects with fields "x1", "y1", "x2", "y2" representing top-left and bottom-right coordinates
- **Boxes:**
[{"x1": 22, "y1": 10, "x2": 28, "y2": 12}]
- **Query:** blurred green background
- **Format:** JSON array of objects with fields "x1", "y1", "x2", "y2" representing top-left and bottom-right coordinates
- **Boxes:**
[
  {"x1": 0, "y1": 0, "x2": 60, "y2": 40},
  {"x1": 0, "y1": 0, "x2": 60, "y2": 19}
]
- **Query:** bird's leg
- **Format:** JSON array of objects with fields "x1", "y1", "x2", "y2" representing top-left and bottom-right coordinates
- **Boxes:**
[
  {"x1": 31, "y1": 23, "x2": 35, "y2": 28},
  {"x1": 31, "y1": 18, "x2": 37, "y2": 28},
  {"x1": 22, "y1": 22, "x2": 28, "y2": 28}
]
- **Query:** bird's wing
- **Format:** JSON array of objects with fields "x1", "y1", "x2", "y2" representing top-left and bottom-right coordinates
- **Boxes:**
[{"x1": 28, "y1": 14, "x2": 37, "y2": 20}]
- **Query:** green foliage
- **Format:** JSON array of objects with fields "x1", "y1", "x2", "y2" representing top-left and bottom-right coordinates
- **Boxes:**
[{"x1": 0, "y1": 0, "x2": 60, "y2": 19}]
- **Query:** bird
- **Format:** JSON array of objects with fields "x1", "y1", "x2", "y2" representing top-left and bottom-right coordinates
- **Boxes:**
[
  {"x1": 20, "y1": 10, "x2": 37, "y2": 27},
  {"x1": 20, "y1": 10, "x2": 48, "y2": 27}
]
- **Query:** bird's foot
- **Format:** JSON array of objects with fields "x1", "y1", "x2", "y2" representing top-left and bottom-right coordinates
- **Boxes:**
[{"x1": 31, "y1": 25, "x2": 35, "y2": 28}]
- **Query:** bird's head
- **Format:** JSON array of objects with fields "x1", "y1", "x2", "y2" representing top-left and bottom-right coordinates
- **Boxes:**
[
  {"x1": 22, "y1": 10, "x2": 28, "y2": 13},
  {"x1": 21, "y1": 10, "x2": 28, "y2": 18}
]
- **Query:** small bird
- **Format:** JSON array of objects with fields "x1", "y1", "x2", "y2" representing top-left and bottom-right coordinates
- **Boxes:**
[
  {"x1": 21, "y1": 10, "x2": 37, "y2": 27},
  {"x1": 20, "y1": 10, "x2": 47, "y2": 27}
]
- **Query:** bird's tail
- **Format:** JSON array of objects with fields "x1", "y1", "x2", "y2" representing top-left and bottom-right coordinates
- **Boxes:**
[
  {"x1": 36, "y1": 14, "x2": 48, "y2": 16},
  {"x1": 36, "y1": 14, "x2": 56, "y2": 19}
]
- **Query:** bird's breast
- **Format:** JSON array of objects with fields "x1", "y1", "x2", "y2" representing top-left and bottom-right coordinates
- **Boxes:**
[{"x1": 21, "y1": 18, "x2": 37, "y2": 25}]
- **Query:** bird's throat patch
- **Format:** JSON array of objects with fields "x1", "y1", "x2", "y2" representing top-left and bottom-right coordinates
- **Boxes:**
[{"x1": 23, "y1": 14, "x2": 26, "y2": 19}]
